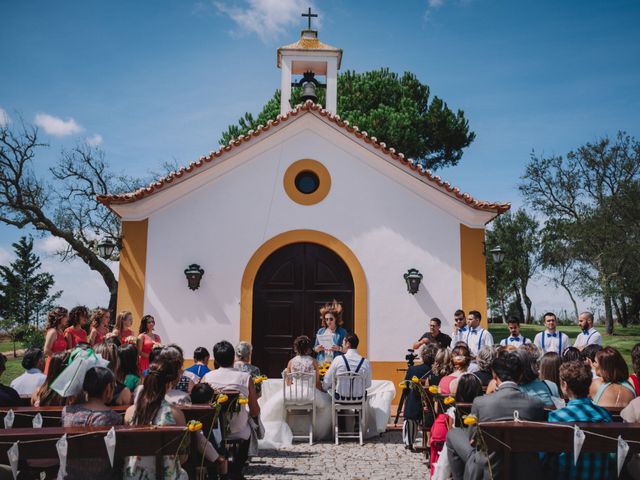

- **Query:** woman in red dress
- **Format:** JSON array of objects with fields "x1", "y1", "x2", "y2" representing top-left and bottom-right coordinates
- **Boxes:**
[
  {"x1": 112, "y1": 311, "x2": 134, "y2": 345},
  {"x1": 64, "y1": 306, "x2": 89, "y2": 349},
  {"x1": 88, "y1": 307, "x2": 110, "y2": 347},
  {"x1": 43, "y1": 307, "x2": 69, "y2": 373},
  {"x1": 137, "y1": 315, "x2": 161, "y2": 374}
]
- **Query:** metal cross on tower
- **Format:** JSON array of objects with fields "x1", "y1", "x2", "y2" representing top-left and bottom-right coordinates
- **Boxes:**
[{"x1": 302, "y1": 7, "x2": 318, "y2": 30}]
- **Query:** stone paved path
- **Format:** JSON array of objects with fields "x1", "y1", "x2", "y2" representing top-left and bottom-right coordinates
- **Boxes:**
[{"x1": 245, "y1": 431, "x2": 429, "y2": 479}]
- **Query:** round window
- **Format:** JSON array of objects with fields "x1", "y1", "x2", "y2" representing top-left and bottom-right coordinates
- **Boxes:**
[{"x1": 294, "y1": 170, "x2": 320, "y2": 194}]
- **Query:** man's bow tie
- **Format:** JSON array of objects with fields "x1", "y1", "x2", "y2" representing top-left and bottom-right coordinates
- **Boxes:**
[
  {"x1": 459, "y1": 327, "x2": 467, "y2": 332},
  {"x1": 509, "y1": 337, "x2": 519, "y2": 342},
  {"x1": 470, "y1": 329, "x2": 478, "y2": 335},
  {"x1": 546, "y1": 332, "x2": 557, "y2": 338},
  {"x1": 583, "y1": 329, "x2": 590, "y2": 335}
]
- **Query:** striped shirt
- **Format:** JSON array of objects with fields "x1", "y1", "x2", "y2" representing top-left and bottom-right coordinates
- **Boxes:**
[{"x1": 544, "y1": 397, "x2": 612, "y2": 479}]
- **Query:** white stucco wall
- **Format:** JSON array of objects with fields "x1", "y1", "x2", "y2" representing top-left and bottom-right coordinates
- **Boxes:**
[{"x1": 140, "y1": 114, "x2": 470, "y2": 362}]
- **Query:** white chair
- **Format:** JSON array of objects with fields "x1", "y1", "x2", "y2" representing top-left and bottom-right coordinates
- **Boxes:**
[
  {"x1": 282, "y1": 371, "x2": 316, "y2": 445},
  {"x1": 331, "y1": 371, "x2": 366, "y2": 445}
]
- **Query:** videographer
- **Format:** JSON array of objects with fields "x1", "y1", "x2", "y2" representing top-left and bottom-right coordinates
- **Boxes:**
[{"x1": 412, "y1": 317, "x2": 452, "y2": 350}]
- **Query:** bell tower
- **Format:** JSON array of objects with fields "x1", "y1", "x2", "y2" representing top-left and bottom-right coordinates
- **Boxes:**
[{"x1": 277, "y1": 8, "x2": 342, "y2": 116}]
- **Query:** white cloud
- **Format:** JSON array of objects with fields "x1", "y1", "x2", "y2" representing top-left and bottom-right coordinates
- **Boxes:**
[
  {"x1": 0, "y1": 246, "x2": 14, "y2": 266},
  {"x1": 35, "y1": 235, "x2": 69, "y2": 255},
  {"x1": 86, "y1": 133, "x2": 103, "y2": 146},
  {"x1": 214, "y1": 0, "x2": 319, "y2": 42},
  {"x1": 429, "y1": 0, "x2": 444, "y2": 7},
  {"x1": 34, "y1": 112, "x2": 84, "y2": 137},
  {"x1": 0, "y1": 108, "x2": 10, "y2": 127}
]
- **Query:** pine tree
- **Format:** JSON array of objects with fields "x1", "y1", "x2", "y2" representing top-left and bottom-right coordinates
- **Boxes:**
[{"x1": 0, "y1": 236, "x2": 62, "y2": 354}]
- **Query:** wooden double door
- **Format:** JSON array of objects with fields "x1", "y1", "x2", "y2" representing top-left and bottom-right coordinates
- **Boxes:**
[{"x1": 251, "y1": 243, "x2": 354, "y2": 378}]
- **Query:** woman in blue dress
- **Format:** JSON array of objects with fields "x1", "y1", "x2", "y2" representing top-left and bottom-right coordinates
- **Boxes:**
[{"x1": 313, "y1": 300, "x2": 348, "y2": 364}]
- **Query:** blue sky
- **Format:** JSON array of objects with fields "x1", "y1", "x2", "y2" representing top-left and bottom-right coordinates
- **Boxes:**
[{"x1": 1, "y1": 0, "x2": 639, "y2": 314}]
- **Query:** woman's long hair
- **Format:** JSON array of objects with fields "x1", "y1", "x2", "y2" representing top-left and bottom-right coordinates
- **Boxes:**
[
  {"x1": 138, "y1": 315, "x2": 155, "y2": 335},
  {"x1": 32, "y1": 351, "x2": 70, "y2": 406},
  {"x1": 319, "y1": 300, "x2": 344, "y2": 328},
  {"x1": 46, "y1": 307, "x2": 68, "y2": 330},
  {"x1": 68, "y1": 306, "x2": 88, "y2": 328},
  {"x1": 131, "y1": 348, "x2": 181, "y2": 425},
  {"x1": 114, "y1": 311, "x2": 132, "y2": 334},
  {"x1": 432, "y1": 348, "x2": 453, "y2": 377},
  {"x1": 94, "y1": 342, "x2": 120, "y2": 374},
  {"x1": 91, "y1": 308, "x2": 109, "y2": 330},
  {"x1": 117, "y1": 343, "x2": 139, "y2": 382}
]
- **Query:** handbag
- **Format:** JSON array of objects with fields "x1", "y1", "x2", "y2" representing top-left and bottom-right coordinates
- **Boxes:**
[{"x1": 51, "y1": 347, "x2": 109, "y2": 397}]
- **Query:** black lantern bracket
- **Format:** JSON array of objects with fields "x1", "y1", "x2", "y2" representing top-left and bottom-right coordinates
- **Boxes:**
[
  {"x1": 184, "y1": 264, "x2": 205, "y2": 291},
  {"x1": 404, "y1": 268, "x2": 423, "y2": 295}
]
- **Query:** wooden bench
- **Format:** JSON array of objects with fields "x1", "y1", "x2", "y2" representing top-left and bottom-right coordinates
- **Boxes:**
[{"x1": 478, "y1": 421, "x2": 640, "y2": 479}]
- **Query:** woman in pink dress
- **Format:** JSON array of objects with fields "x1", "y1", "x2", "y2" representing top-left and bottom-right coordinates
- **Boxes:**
[
  {"x1": 88, "y1": 307, "x2": 110, "y2": 346},
  {"x1": 43, "y1": 307, "x2": 69, "y2": 374},
  {"x1": 64, "y1": 306, "x2": 89, "y2": 349},
  {"x1": 113, "y1": 310, "x2": 135, "y2": 345},
  {"x1": 137, "y1": 315, "x2": 161, "y2": 374}
]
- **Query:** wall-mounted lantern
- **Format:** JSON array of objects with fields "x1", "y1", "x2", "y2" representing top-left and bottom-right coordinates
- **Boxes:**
[
  {"x1": 184, "y1": 264, "x2": 205, "y2": 291},
  {"x1": 403, "y1": 268, "x2": 423, "y2": 295},
  {"x1": 490, "y1": 246, "x2": 505, "y2": 264},
  {"x1": 97, "y1": 238, "x2": 118, "y2": 260}
]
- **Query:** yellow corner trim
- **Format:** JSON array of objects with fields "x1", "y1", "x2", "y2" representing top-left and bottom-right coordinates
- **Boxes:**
[
  {"x1": 283, "y1": 159, "x2": 331, "y2": 206},
  {"x1": 117, "y1": 220, "x2": 148, "y2": 332},
  {"x1": 240, "y1": 229, "x2": 368, "y2": 356},
  {"x1": 460, "y1": 224, "x2": 488, "y2": 328}
]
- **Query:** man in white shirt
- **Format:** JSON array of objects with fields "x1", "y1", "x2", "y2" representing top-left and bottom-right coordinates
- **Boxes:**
[
  {"x1": 573, "y1": 311, "x2": 602, "y2": 350},
  {"x1": 463, "y1": 310, "x2": 494, "y2": 356},
  {"x1": 450, "y1": 309, "x2": 467, "y2": 345},
  {"x1": 10, "y1": 348, "x2": 46, "y2": 397},
  {"x1": 322, "y1": 333, "x2": 372, "y2": 397},
  {"x1": 533, "y1": 312, "x2": 570, "y2": 354},
  {"x1": 499, "y1": 318, "x2": 532, "y2": 348}
]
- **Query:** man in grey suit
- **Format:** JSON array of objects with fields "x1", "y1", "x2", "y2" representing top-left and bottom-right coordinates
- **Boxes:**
[{"x1": 446, "y1": 349, "x2": 547, "y2": 480}]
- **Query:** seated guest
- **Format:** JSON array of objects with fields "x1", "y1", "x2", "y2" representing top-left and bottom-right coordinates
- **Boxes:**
[
  {"x1": 32, "y1": 351, "x2": 69, "y2": 406},
  {"x1": 562, "y1": 346, "x2": 582, "y2": 363},
  {"x1": 446, "y1": 350, "x2": 546, "y2": 480},
  {"x1": 189, "y1": 383, "x2": 226, "y2": 469},
  {"x1": 64, "y1": 305, "x2": 89, "y2": 349},
  {"x1": 621, "y1": 381, "x2": 640, "y2": 478},
  {"x1": 499, "y1": 317, "x2": 531, "y2": 347},
  {"x1": 461, "y1": 310, "x2": 493, "y2": 356},
  {"x1": 285, "y1": 335, "x2": 321, "y2": 389},
  {"x1": 62, "y1": 367, "x2": 123, "y2": 480},
  {"x1": 402, "y1": 343, "x2": 438, "y2": 450},
  {"x1": 539, "y1": 351, "x2": 562, "y2": 393},
  {"x1": 543, "y1": 361, "x2": 612, "y2": 480},
  {"x1": 165, "y1": 345, "x2": 193, "y2": 402},
  {"x1": 117, "y1": 344, "x2": 141, "y2": 392},
  {"x1": 533, "y1": 312, "x2": 570, "y2": 355},
  {"x1": 322, "y1": 333, "x2": 372, "y2": 397},
  {"x1": 10, "y1": 348, "x2": 46, "y2": 397},
  {"x1": 455, "y1": 373, "x2": 483, "y2": 404},
  {"x1": 93, "y1": 343, "x2": 132, "y2": 406},
  {"x1": 202, "y1": 341, "x2": 260, "y2": 480},
  {"x1": 573, "y1": 311, "x2": 602, "y2": 350},
  {"x1": 438, "y1": 345, "x2": 471, "y2": 395},
  {"x1": 0, "y1": 353, "x2": 20, "y2": 406},
  {"x1": 472, "y1": 346, "x2": 495, "y2": 387},
  {"x1": 313, "y1": 300, "x2": 348, "y2": 364},
  {"x1": 185, "y1": 347, "x2": 211, "y2": 382},
  {"x1": 124, "y1": 352, "x2": 188, "y2": 480},
  {"x1": 412, "y1": 317, "x2": 452, "y2": 350},
  {"x1": 142, "y1": 345, "x2": 163, "y2": 376},
  {"x1": 430, "y1": 348, "x2": 452, "y2": 386},
  {"x1": 514, "y1": 348, "x2": 560, "y2": 407},
  {"x1": 629, "y1": 343, "x2": 640, "y2": 396},
  {"x1": 590, "y1": 346, "x2": 636, "y2": 407},
  {"x1": 581, "y1": 343, "x2": 602, "y2": 379},
  {"x1": 234, "y1": 341, "x2": 261, "y2": 377}
]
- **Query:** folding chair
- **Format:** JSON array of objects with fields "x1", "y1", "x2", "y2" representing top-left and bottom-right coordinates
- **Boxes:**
[
  {"x1": 332, "y1": 371, "x2": 366, "y2": 445},
  {"x1": 283, "y1": 371, "x2": 316, "y2": 445}
]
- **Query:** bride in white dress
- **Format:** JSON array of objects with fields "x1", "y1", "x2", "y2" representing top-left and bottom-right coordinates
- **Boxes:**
[{"x1": 259, "y1": 335, "x2": 332, "y2": 448}]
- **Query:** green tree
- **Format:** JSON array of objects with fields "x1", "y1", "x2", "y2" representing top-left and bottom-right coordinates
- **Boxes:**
[
  {"x1": 486, "y1": 209, "x2": 540, "y2": 323},
  {"x1": 520, "y1": 132, "x2": 640, "y2": 333},
  {"x1": 0, "y1": 236, "x2": 62, "y2": 354},
  {"x1": 220, "y1": 69, "x2": 475, "y2": 170}
]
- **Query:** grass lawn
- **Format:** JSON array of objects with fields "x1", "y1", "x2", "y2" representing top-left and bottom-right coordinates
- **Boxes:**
[
  {"x1": 489, "y1": 323, "x2": 640, "y2": 368},
  {"x1": 1, "y1": 357, "x2": 23, "y2": 385},
  {"x1": 0, "y1": 339, "x2": 24, "y2": 354}
]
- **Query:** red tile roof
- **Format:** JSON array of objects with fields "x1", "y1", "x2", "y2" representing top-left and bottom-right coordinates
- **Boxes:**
[{"x1": 97, "y1": 101, "x2": 510, "y2": 215}]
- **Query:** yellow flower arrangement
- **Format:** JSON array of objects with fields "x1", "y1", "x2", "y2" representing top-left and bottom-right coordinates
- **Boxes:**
[
  {"x1": 238, "y1": 396, "x2": 249, "y2": 405},
  {"x1": 444, "y1": 396, "x2": 455, "y2": 405},
  {"x1": 411, "y1": 376, "x2": 420, "y2": 384},
  {"x1": 428, "y1": 385, "x2": 439, "y2": 394},
  {"x1": 463, "y1": 414, "x2": 478, "y2": 426},
  {"x1": 187, "y1": 420, "x2": 203, "y2": 432},
  {"x1": 254, "y1": 375, "x2": 268, "y2": 385},
  {"x1": 398, "y1": 382, "x2": 407, "y2": 389},
  {"x1": 216, "y1": 394, "x2": 229, "y2": 404}
]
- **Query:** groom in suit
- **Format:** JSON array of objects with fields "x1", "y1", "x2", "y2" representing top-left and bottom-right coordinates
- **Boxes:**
[{"x1": 446, "y1": 349, "x2": 547, "y2": 480}]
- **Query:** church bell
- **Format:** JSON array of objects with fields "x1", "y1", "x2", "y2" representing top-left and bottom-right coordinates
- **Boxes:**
[{"x1": 301, "y1": 81, "x2": 318, "y2": 103}]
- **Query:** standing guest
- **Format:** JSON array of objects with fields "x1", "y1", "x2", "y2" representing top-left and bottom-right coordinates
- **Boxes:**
[
  {"x1": 543, "y1": 361, "x2": 612, "y2": 480},
  {"x1": 32, "y1": 351, "x2": 70, "y2": 406},
  {"x1": 112, "y1": 310, "x2": 135, "y2": 345},
  {"x1": 573, "y1": 311, "x2": 602, "y2": 350},
  {"x1": 412, "y1": 317, "x2": 452, "y2": 350},
  {"x1": 185, "y1": 347, "x2": 211, "y2": 382},
  {"x1": 533, "y1": 312, "x2": 570, "y2": 354},
  {"x1": 43, "y1": 307, "x2": 69, "y2": 373},
  {"x1": 438, "y1": 345, "x2": 472, "y2": 395},
  {"x1": 462, "y1": 310, "x2": 493, "y2": 356},
  {"x1": 88, "y1": 307, "x2": 110, "y2": 347},
  {"x1": 123, "y1": 351, "x2": 189, "y2": 480},
  {"x1": 590, "y1": 346, "x2": 636, "y2": 408},
  {"x1": 117, "y1": 344, "x2": 141, "y2": 392},
  {"x1": 62, "y1": 367, "x2": 123, "y2": 480},
  {"x1": 313, "y1": 300, "x2": 348, "y2": 364},
  {"x1": 202, "y1": 341, "x2": 260, "y2": 480},
  {"x1": 472, "y1": 346, "x2": 496, "y2": 387},
  {"x1": 0, "y1": 353, "x2": 21, "y2": 406},
  {"x1": 137, "y1": 314, "x2": 161, "y2": 375},
  {"x1": 93, "y1": 343, "x2": 132, "y2": 406},
  {"x1": 402, "y1": 343, "x2": 439, "y2": 451},
  {"x1": 514, "y1": 348, "x2": 560, "y2": 407},
  {"x1": 629, "y1": 343, "x2": 640, "y2": 396},
  {"x1": 234, "y1": 341, "x2": 261, "y2": 377},
  {"x1": 499, "y1": 317, "x2": 531, "y2": 347},
  {"x1": 64, "y1": 306, "x2": 89, "y2": 349},
  {"x1": 581, "y1": 344, "x2": 602, "y2": 379},
  {"x1": 450, "y1": 309, "x2": 467, "y2": 346},
  {"x1": 10, "y1": 348, "x2": 46, "y2": 397},
  {"x1": 539, "y1": 352, "x2": 562, "y2": 392},
  {"x1": 446, "y1": 350, "x2": 546, "y2": 480}
]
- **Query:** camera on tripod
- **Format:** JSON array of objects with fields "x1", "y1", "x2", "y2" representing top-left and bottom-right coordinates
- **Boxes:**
[{"x1": 405, "y1": 348, "x2": 418, "y2": 367}]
